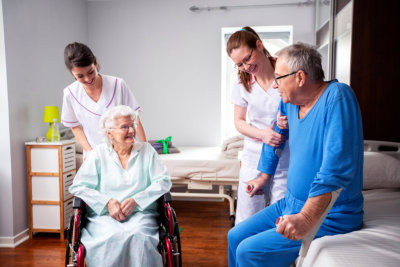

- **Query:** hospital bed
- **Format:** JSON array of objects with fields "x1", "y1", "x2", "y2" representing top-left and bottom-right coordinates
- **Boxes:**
[
  {"x1": 300, "y1": 140, "x2": 400, "y2": 266},
  {"x1": 159, "y1": 147, "x2": 240, "y2": 225}
]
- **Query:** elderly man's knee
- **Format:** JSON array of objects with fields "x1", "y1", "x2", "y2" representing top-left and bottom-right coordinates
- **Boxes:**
[
  {"x1": 236, "y1": 238, "x2": 254, "y2": 264},
  {"x1": 228, "y1": 227, "x2": 239, "y2": 245}
]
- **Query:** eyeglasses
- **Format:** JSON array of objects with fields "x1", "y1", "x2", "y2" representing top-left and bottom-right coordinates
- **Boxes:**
[
  {"x1": 111, "y1": 124, "x2": 136, "y2": 131},
  {"x1": 273, "y1": 71, "x2": 298, "y2": 86},
  {"x1": 234, "y1": 49, "x2": 254, "y2": 70}
]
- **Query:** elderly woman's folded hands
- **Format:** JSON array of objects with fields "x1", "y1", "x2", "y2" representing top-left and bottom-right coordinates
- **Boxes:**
[{"x1": 107, "y1": 198, "x2": 137, "y2": 221}]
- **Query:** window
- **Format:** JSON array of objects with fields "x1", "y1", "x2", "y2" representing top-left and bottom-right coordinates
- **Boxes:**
[{"x1": 220, "y1": 26, "x2": 293, "y2": 141}]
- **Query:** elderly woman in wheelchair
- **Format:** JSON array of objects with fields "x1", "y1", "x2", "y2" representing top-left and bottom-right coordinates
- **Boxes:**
[{"x1": 68, "y1": 105, "x2": 172, "y2": 267}]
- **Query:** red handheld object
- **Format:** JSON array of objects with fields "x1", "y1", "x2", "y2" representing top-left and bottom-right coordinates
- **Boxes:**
[
  {"x1": 247, "y1": 184, "x2": 254, "y2": 193},
  {"x1": 276, "y1": 216, "x2": 283, "y2": 225}
]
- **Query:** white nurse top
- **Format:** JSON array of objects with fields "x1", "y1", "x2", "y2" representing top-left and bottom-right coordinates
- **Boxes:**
[
  {"x1": 231, "y1": 76, "x2": 289, "y2": 171},
  {"x1": 61, "y1": 74, "x2": 142, "y2": 149}
]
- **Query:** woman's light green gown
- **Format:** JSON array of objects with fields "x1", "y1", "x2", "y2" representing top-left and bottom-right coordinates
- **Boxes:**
[{"x1": 69, "y1": 142, "x2": 172, "y2": 267}]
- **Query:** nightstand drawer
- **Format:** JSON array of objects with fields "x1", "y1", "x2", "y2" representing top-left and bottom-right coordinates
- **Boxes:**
[
  {"x1": 31, "y1": 176, "x2": 60, "y2": 201},
  {"x1": 63, "y1": 171, "x2": 75, "y2": 201},
  {"x1": 64, "y1": 199, "x2": 74, "y2": 227},
  {"x1": 30, "y1": 148, "x2": 59, "y2": 173},
  {"x1": 32, "y1": 204, "x2": 61, "y2": 229},
  {"x1": 62, "y1": 144, "x2": 76, "y2": 172}
]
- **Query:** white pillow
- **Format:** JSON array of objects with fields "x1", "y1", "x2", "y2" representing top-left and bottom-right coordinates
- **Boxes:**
[{"x1": 363, "y1": 152, "x2": 400, "y2": 189}]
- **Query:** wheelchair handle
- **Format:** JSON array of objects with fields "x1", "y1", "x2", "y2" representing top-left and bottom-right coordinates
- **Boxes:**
[
  {"x1": 162, "y1": 192, "x2": 173, "y2": 203},
  {"x1": 73, "y1": 197, "x2": 86, "y2": 209}
]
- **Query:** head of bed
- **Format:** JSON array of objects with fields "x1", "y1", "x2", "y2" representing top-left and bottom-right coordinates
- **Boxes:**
[{"x1": 363, "y1": 140, "x2": 400, "y2": 190}]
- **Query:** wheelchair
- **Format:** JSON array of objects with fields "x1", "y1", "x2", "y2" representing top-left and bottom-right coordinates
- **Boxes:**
[{"x1": 65, "y1": 192, "x2": 182, "y2": 267}]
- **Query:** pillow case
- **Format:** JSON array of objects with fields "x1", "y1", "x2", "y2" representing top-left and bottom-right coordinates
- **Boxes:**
[{"x1": 363, "y1": 152, "x2": 400, "y2": 189}]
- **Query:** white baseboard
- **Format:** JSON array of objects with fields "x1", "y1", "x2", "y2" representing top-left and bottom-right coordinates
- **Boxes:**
[{"x1": 0, "y1": 228, "x2": 29, "y2": 248}]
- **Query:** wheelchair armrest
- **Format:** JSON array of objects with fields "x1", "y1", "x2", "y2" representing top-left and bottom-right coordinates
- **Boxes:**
[{"x1": 73, "y1": 197, "x2": 87, "y2": 210}]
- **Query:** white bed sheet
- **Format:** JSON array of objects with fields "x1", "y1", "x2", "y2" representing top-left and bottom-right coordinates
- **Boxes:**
[
  {"x1": 159, "y1": 147, "x2": 240, "y2": 179},
  {"x1": 303, "y1": 188, "x2": 400, "y2": 267}
]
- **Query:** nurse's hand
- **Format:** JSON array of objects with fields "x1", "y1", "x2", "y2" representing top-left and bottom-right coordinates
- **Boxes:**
[
  {"x1": 276, "y1": 111, "x2": 288, "y2": 129},
  {"x1": 107, "y1": 198, "x2": 126, "y2": 222},
  {"x1": 276, "y1": 213, "x2": 314, "y2": 240},
  {"x1": 121, "y1": 198, "x2": 137, "y2": 217},
  {"x1": 83, "y1": 149, "x2": 92, "y2": 161},
  {"x1": 259, "y1": 122, "x2": 285, "y2": 147},
  {"x1": 247, "y1": 173, "x2": 271, "y2": 197}
]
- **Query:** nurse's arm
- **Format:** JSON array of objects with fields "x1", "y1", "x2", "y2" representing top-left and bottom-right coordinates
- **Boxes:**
[
  {"x1": 136, "y1": 116, "x2": 147, "y2": 142},
  {"x1": 276, "y1": 192, "x2": 332, "y2": 240},
  {"x1": 234, "y1": 105, "x2": 284, "y2": 147},
  {"x1": 71, "y1": 125, "x2": 92, "y2": 153}
]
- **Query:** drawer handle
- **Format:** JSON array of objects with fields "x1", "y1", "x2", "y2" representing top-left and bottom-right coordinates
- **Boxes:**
[
  {"x1": 65, "y1": 146, "x2": 73, "y2": 150},
  {"x1": 66, "y1": 174, "x2": 73, "y2": 178}
]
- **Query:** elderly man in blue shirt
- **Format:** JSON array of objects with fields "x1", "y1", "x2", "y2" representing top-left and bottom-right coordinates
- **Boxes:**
[{"x1": 228, "y1": 42, "x2": 364, "y2": 267}]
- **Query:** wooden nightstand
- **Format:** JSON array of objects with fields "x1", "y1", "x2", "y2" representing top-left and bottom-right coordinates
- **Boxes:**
[{"x1": 25, "y1": 140, "x2": 76, "y2": 239}]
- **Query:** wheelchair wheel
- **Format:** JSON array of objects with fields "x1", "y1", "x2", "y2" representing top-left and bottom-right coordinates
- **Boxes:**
[
  {"x1": 164, "y1": 237, "x2": 173, "y2": 267},
  {"x1": 77, "y1": 244, "x2": 85, "y2": 267},
  {"x1": 170, "y1": 207, "x2": 182, "y2": 267},
  {"x1": 65, "y1": 215, "x2": 74, "y2": 267}
]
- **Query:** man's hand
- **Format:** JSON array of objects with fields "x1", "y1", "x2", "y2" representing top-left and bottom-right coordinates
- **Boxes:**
[
  {"x1": 121, "y1": 198, "x2": 137, "y2": 217},
  {"x1": 276, "y1": 192, "x2": 332, "y2": 240},
  {"x1": 247, "y1": 173, "x2": 271, "y2": 197},
  {"x1": 276, "y1": 111, "x2": 288, "y2": 129},
  {"x1": 276, "y1": 213, "x2": 314, "y2": 240},
  {"x1": 106, "y1": 198, "x2": 126, "y2": 222}
]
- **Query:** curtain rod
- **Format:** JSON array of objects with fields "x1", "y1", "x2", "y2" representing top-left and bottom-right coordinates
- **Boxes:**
[{"x1": 189, "y1": 0, "x2": 315, "y2": 12}]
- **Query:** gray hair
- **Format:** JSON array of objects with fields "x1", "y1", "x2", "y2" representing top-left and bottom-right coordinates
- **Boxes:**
[
  {"x1": 99, "y1": 105, "x2": 138, "y2": 146},
  {"x1": 276, "y1": 42, "x2": 325, "y2": 83}
]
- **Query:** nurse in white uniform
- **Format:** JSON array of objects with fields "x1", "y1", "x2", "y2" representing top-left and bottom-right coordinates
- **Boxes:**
[
  {"x1": 227, "y1": 27, "x2": 290, "y2": 225},
  {"x1": 61, "y1": 42, "x2": 147, "y2": 157}
]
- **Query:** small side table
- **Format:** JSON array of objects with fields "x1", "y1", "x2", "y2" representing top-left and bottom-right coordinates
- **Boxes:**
[{"x1": 25, "y1": 140, "x2": 76, "y2": 239}]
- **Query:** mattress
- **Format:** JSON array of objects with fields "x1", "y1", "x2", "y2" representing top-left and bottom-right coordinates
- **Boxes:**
[
  {"x1": 159, "y1": 147, "x2": 240, "y2": 180},
  {"x1": 303, "y1": 188, "x2": 400, "y2": 267}
]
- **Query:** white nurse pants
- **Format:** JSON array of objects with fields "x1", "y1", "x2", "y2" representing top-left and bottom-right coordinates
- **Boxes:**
[{"x1": 235, "y1": 164, "x2": 287, "y2": 225}]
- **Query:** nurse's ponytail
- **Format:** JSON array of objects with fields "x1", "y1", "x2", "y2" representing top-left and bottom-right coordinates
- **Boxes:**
[
  {"x1": 226, "y1": 26, "x2": 274, "y2": 93},
  {"x1": 64, "y1": 42, "x2": 99, "y2": 72}
]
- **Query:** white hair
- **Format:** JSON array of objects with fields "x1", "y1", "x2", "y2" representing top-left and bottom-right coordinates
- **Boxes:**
[
  {"x1": 276, "y1": 42, "x2": 325, "y2": 83},
  {"x1": 99, "y1": 105, "x2": 138, "y2": 146}
]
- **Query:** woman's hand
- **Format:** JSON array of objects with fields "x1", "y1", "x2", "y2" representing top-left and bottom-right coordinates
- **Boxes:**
[
  {"x1": 121, "y1": 198, "x2": 137, "y2": 218},
  {"x1": 106, "y1": 198, "x2": 126, "y2": 221},
  {"x1": 276, "y1": 111, "x2": 288, "y2": 129},
  {"x1": 83, "y1": 149, "x2": 92, "y2": 161},
  {"x1": 259, "y1": 122, "x2": 285, "y2": 147}
]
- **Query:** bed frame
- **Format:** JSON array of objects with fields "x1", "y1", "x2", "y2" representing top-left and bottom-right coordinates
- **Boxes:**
[
  {"x1": 364, "y1": 139, "x2": 400, "y2": 158},
  {"x1": 160, "y1": 147, "x2": 240, "y2": 226},
  {"x1": 171, "y1": 177, "x2": 238, "y2": 225}
]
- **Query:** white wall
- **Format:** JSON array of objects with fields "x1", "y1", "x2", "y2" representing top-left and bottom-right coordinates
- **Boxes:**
[
  {"x1": 0, "y1": 0, "x2": 88, "y2": 241},
  {"x1": 87, "y1": 0, "x2": 315, "y2": 146},
  {"x1": 0, "y1": 0, "x2": 315, "y2": 244},
  {"x1": 0, "y1": 0, "x2": 14, "y2": 242}
]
